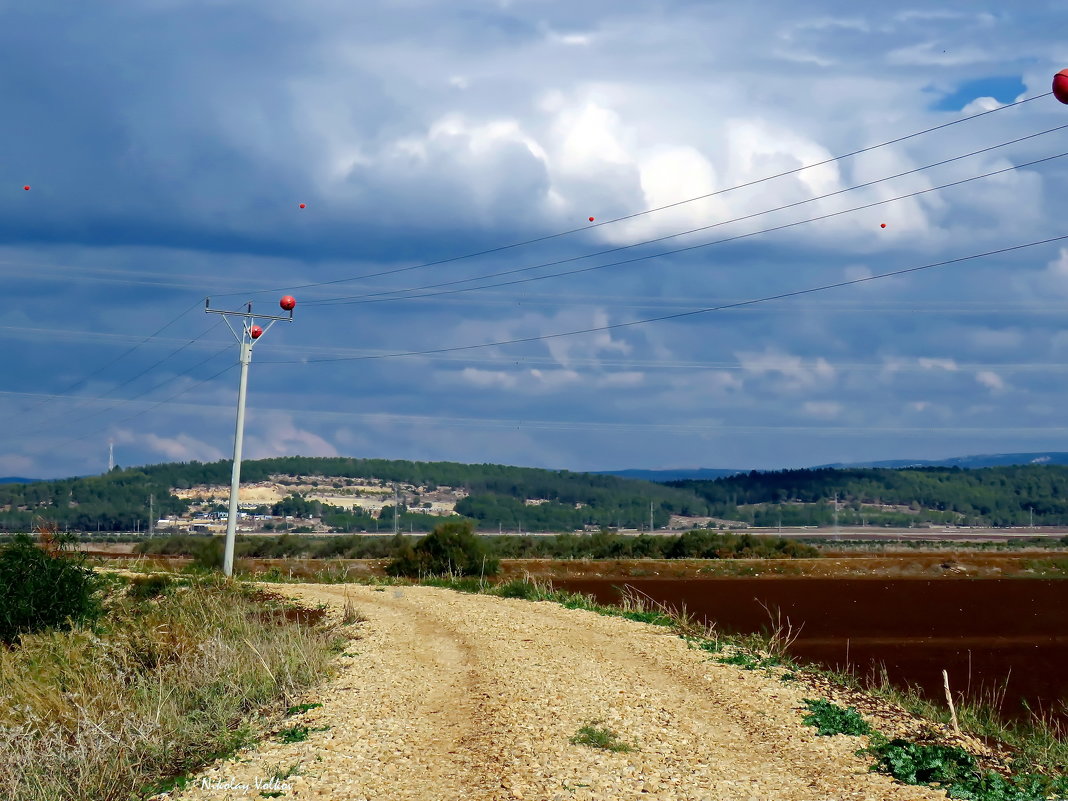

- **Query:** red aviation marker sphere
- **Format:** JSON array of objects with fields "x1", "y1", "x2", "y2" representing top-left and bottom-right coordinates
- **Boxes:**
[
  {"x1": 249, "y1": 325, "x2": 263, "y2": 339},
  {"x1": 1054, "y1": 69, "x2": 1068, "y2": 105},
  {"x1": 588, "y1": 216, "x2": 595, "y2": 222},
  {"x1": 23, "y1": 185, "x2": 30, "y2": 191},
  {"x1": 299, "y1": 203, "x2": 306, "y2": 209},
  {"x1": 280, "y1": 295, "x2": 296, "y2": 311},
  {"x1": 881, "y1": 223, "x2": 887, "y2": 228}
]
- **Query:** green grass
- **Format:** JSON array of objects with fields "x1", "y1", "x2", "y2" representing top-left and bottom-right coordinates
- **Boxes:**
[
  {"x1": 570, "y1": 723, "x2": 636, "y2": 753},
  {"x1": 0, "y1": 572, "x2": 349, "y2": 801}
]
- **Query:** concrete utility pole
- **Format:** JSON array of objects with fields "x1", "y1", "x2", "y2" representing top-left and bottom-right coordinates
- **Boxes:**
[
  {"x1": 393, "y1": 482, "x2": 399, "y2": 537},
  {"x1": 148, "y1": 494, "x2": 154, "y2": 536},
  {"x1": 650, "y1": 502, "x2": 654, "y2": 534},
  {"x1": 206, "y1": 296, "x2": 295, "y2": 577},
  {"x1": 833, "y1": 492, "x2": 839, "y2": 537}
]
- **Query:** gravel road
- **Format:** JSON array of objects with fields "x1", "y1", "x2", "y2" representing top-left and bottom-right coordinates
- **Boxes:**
[{"x1": 168, "y1": 583, "x2": 947, "y2": 801}]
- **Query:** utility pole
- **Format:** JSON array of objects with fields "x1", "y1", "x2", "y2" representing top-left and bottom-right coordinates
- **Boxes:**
[
  {"x1": 148, "y1": 494, "x2": 154, "y2": 536},
  {"x1": 650, "y1": 501, "x2": 654, "y2": 534},
  {"x1": 1030, "y1": 506, "x2": 1034, "y2": 528},
  {"x1": 107, "y1": 441, "x2": 115, "y2": 473},
  {"x1": 206, "y1": 295, "x2": 295, "y2": 577},
  {"x1": 833, "y1": 493, "x2": 839, "y2": 539},
  {"x1": 393, "y1": 482, "x2": 399, "y2": 537}
]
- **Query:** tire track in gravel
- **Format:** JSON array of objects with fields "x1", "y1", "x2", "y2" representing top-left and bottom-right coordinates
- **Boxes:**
[{"x1": 168, "y1": 584, "x2": 948, "y2": 801}]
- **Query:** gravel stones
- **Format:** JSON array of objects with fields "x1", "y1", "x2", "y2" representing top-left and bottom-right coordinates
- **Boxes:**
[{"x1": 165, "y1": 584, "x2": 948, "y2": 801}]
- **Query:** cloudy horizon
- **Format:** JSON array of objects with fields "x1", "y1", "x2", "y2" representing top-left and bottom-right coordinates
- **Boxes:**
[{"x1": 3, "y1": 1, "x2": 1068, "y2": 479}]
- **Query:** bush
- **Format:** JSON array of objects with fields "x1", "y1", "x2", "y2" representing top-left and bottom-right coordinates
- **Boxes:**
[
  {"x1": 0, "y1": 535, "x2": 104, "y2": 644},
  {"x1": 191, "y1": 537, "x2": 224, "y2": 569},
  {"x1": 386, "y1": 520, "x2": 499, "y2": 577},
  {"x1": 127, "y1": 574, "x2": 174, "y2": 600}
]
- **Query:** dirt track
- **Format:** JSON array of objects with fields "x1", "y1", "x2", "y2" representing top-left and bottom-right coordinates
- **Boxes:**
[{"x1": 168, "y1": 583, "x2": 946, "y2": 801}]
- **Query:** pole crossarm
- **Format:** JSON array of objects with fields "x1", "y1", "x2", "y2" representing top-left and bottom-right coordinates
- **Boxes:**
[{"x1": 205, "y1": 295, "x2": 296, "y2": 577}]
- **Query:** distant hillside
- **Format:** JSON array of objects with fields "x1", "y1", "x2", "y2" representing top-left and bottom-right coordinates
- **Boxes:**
[
  {"x1": 0, "y1": 477, "x2": 39, "y2": 485},
  {"x1": 0, "y1": 457, "x2": 713, "y2": 533},
  {"x1": 594, "y1": 468, "x2": 744, "y2": 482},
  {"x1": 670, "y1": 464, "x2": 1068, "y2": 528},
  {"x1": 816, "y1": 452, "x2": 1068, "y2": 470}
]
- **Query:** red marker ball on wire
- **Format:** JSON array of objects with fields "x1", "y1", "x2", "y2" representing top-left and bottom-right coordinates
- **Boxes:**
[
  {"x1": 1053, "y1": 68, "x2": 1068, "y2": 105},
  {"x1": 249, "y1": 325, "x2": 263, "y2": 339},
  {"x1": 299, "y1": 203, "x2": 306, "y2": 209},
  {"x1": 280, "y1": 295, "x2": 296, "y2": 311},
  {"x1": 588, "y1": 216, "x2": 595, "y2": 222},
  {"x1": 880, "y1": 223, "x2": 887, "y2": 228},
  {"x1": 23, "y1": 185, "x2": 30, "y2": 191}
]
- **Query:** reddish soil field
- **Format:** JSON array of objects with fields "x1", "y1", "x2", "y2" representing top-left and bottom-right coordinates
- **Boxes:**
[{"x1": 554, "y1": 577, "x2": 1068, "y2": 724}]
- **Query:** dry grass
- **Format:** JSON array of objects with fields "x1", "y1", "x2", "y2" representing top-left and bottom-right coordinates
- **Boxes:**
[{"x1": 0, "y1": 573, "x2": 347, "y2": 801}]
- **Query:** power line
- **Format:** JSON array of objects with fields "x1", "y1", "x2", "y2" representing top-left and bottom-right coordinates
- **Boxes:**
[
  {"x1": 63, "y1": 361, "x2": 238, "y2": 446},
  {"x1": 14, "y1": 320, "x2": 227, "y2": 436},
  {"x1": 11, "y1": 396, "x2": 1068, "y2": 436},
  {"x1": 215, "y1": 92, "x2": 1052, "y2": 299},
  {"x1": 260, "y1": 233, "x2": 1068, "y2": 365},
  {"x1": 309, "y1": 150, "x2": 1068, "y2": 307},
  {"x1": 306, "y1": 124, "x2": 1068, "y2": 305},
  {"x1": 13, "y1": 298, "x2": 205, "y2": 421}
]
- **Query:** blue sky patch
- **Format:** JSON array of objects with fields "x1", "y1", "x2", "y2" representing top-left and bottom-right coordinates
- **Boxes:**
[{"x1": 931, "y1": 76, "x2": 1027, "y2": 111}]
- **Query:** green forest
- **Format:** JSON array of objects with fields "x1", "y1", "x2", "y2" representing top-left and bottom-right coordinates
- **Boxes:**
[
  {"x1": 670, "y1": 465, "x2": 1068, "y2": 527},
  {"x1": 3, "y1": 457, "x2": 1068, "y2": 532}
]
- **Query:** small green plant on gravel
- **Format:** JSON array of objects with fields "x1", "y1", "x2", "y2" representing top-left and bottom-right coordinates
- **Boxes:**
[
  {"x1": 801, "y1": 699, "x2": 872, "y2": 737},
  {"x1": 285, "y1": 702, "x2": 323, "y2": 716},
  {"x1": 860, "y1": 734, "x2": 1068, "y2": 800},
  {"x1": 277, "y1": 725, "x2": 311, "y2": 743},
  {"x1": 570, "y1": 722, "x2": 636, "y2": 753},
  {"x1": 716, "y1": 651, "x2": 782, "y2": 671},
  {"x1": 696, "y1": 637, "x2": 724, "y2": 654},
  {"x1": 277, "y1": 724, "x2": 330, "y2": 743}
]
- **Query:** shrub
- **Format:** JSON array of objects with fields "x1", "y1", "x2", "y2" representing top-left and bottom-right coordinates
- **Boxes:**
[
  {"x1": 127, "y1": 573, "x2": 174, "y2": 600},
  {"x1": 191, "y1": 537, "x2": 224, "y2": 569},
  {"x1": 0, "y1": 535, "x2": 103, "y2": 644},
  {"x1": 385, "y1": 520, "x2": 499, "y2": 577}
]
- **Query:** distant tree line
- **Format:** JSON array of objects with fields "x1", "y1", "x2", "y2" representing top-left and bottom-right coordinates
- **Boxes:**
[
  {"x1": 671, "y1": 465, "x2": 1068, "y2": 527},
  {"x1": 135, "y1": 528, "x2": 818, "y2": 561}
]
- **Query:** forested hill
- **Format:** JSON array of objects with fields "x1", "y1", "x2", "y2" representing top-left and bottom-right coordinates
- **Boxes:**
[
  {"x1": 0, "y1": 457, "x2": 712, "y2": 532},
  {"x1": 670, "y1": 465, "x2": 1068, "y2": 527},
  {"x1": 7, "y1": 458, "x2": 1068, "y2": 532}
]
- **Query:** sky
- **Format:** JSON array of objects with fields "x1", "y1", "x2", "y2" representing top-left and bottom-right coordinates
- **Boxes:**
[{"x1": 2, "y1": 1, "x2": 1068, "y2": 479}]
